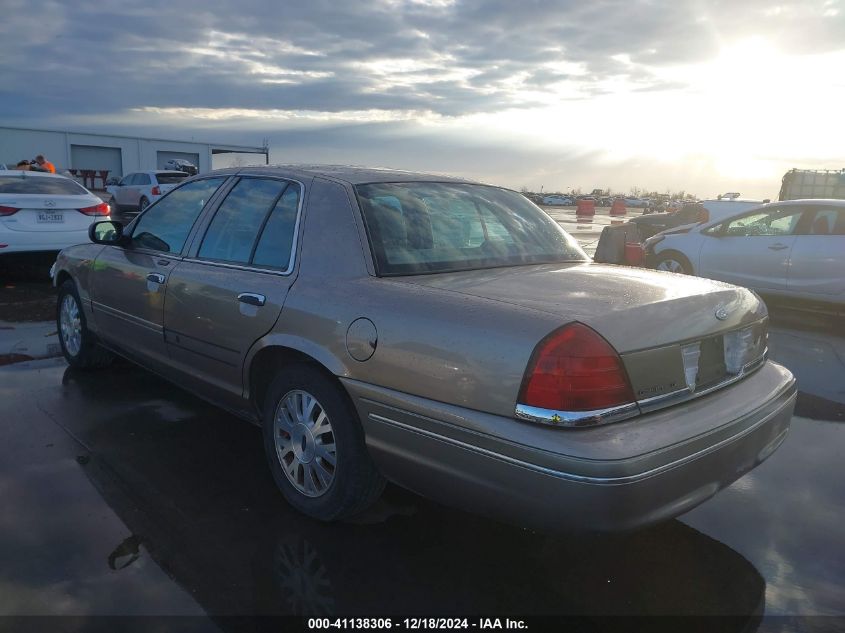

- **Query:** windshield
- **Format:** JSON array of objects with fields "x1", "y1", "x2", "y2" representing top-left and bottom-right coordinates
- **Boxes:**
[
  {"x1": 356, "y1": 182, "x2": 588, "y2": 275},
  {"x1": 0, "y1": 175, "x2": 89, "y2": 195}
]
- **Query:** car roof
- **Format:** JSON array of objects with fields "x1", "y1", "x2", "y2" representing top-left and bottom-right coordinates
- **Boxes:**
[{"x1": 211, "y1": 164, "x2": 481, "y2": 186}]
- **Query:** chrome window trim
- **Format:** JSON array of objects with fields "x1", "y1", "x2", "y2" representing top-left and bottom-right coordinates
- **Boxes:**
[
  {"x1": 514, "y1": 402, "x2": 640, "y2": 428},
  {"x1": 186, "y1": 176, "x2": 305, "y2": 275}
]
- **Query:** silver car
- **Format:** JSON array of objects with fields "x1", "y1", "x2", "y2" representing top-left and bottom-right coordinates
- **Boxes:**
[{"x1": 51, "y1": 166, "x2": 796, "y2": 531}]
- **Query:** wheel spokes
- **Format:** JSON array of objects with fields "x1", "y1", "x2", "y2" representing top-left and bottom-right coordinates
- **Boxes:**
[{"x1": 273, "y1": 389, "x2": 337, "y2": 498}]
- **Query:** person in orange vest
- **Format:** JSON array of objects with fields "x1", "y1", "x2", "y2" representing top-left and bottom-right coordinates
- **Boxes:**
[{"x1": 34, "y1": 154, "x2": 56, "y2": 173}]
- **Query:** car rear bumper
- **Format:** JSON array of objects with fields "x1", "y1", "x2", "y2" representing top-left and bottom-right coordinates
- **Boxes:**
[
  {"x1": 344, "y1": 361, "x2": 796, "y2": 532},
  {"x1": 0, "y1": 231, "x2": 91, "y2": 254}
]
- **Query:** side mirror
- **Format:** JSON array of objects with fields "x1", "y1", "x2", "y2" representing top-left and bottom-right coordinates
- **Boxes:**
[{"x1": 89, "y1": 220, "x2": 127, "y2": 245}]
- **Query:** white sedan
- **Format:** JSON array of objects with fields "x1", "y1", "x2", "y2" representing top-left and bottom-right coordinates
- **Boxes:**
[
  {"x1": 0, "y1": 170, "x2": 109, "y2": 254},
  {"x1": 646, "y1": 199, "x2": 845, "y2": 305},
  {"x1": 107, "y1": 170, "x2": 189, "y2": 219}
]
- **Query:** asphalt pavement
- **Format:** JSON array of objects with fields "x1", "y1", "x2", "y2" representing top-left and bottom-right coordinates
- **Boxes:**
[{"x1": 0, "y1": 206, "x2": 843, "y2": 629}]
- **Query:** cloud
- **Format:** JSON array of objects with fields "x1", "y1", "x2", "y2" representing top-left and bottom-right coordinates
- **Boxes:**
[
  {"x1": 2, "y1": 0, "x2": 844, "y2": 196},
  {"x1": 2, "y1": 0, "x2": 843, "y2": 120}
]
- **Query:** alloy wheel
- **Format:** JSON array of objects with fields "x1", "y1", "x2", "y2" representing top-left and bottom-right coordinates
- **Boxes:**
[
  {"x1": 59, "y1": 294, "x2": 82, "y2": 357},
  {"x1": 274, "y1": 390, "x2": 337, "y2": 498},
  {"x1": 657, "y1": 258, "x2": 686, "y2": 274}
]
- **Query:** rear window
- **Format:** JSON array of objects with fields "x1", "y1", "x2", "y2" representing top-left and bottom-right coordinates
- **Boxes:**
[
  {"x1": 356, "y1": 182, "x2": 587, "y2": 275},
  {"x1": 0, "y1": 175, "x2": 88, "y2": 195},
  {"x1": 156, "y1": 172, "x2": 189, "y2": 184}
]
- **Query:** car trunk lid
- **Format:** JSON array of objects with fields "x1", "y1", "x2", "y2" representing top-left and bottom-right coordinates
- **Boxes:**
[
  {"x1": 0, "y1": 195, "x2": 100, "y2": 232},
  {"x1": 396, "y1": 262, "x2": 769, "y2": 411}
]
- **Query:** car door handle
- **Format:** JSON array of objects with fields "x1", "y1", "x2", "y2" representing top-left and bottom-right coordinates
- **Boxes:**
[
  {"x1": 768, "y1": 244, "x2": 790, "y2": 251},
  {"x1": 147, "y1": 273, "x2": 166, "y2": 284},
  {"x1": 238, "y1": 293, "x2": 266, "y2": 307}
]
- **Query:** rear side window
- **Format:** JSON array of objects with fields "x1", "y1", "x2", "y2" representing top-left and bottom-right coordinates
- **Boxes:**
[
  {"x1": 252, "y1": 186, "x2": 300, "y2": 269},
  {"x1": 135, "y1": 174, "x2": 151, "y2": 185},
  {"x1": 156, "y1": 172, "x2": 188, "y2": 185},
  {"x1": 0, "y1": 175, "x2": 88, "y2": 195},
  {"x1": 131, "y1": 178, "x2": 225, "y2": 253},
  {"x1": 198, "y1": 178, "x2": 289, "y2": 265},
  {"x1": 806, "y1": 207, "x2": 845, "y2": 235}
]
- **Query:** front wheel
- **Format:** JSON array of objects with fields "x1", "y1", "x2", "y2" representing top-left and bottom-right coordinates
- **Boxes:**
[
  {"x1": 655, "y1": 251, "x2": 693, "y2": 275},
  {"x1": 57, "y1": 280, "x2": 113, "y2": 369},
  {"x1": 262, "y1": 364, "x2": 385, "y2": 521}
]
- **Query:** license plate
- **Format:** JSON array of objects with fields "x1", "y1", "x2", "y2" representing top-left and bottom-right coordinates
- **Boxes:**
[{"x1": 37, "y1": 212, "x2": 64, "y2": 223}]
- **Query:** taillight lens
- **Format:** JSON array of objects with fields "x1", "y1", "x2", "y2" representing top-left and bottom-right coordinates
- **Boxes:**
[
  {"x1": 519, "y1": 322, "x2": 635, "y2": 411},
  {"x1": 78, "y1": 202, "x2": 110, "y2": 216},
  {"x1": 151, "y1": 186, "x2": 161, "y2": 196},
  {"x1": 0, "y1": 205, "x2": 19, "y2": 216}
]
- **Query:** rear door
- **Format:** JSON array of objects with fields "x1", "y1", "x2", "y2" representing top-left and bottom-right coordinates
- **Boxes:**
[
  {"x1": 90, "y1": 177, "x2": 228, "y2": 369},
  {"x1": 163, "y1": 177, "x2": 303, "y2": 405},
  {"x1": 698, "y1": 206, "x2": 804, "y2": 290},
  {"x1": 787, "y1": 206, "x2": 845, "y2": 298}
]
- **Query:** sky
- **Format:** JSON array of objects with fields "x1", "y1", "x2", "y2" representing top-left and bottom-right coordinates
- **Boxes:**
[{"x1": 2, "y1": 0, "x2": 844, "y2": 199}]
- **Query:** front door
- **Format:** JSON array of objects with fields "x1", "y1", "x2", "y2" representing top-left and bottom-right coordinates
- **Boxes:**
[
  {"x1": 90, "y1": 177, "x2": 228, "y2": 369},
  {"x1": 698, "y1": 206, "x2": 804, "y2": 290},
  {"x1": 163, "y1": 177, "x2": 302, "y2": 406}
]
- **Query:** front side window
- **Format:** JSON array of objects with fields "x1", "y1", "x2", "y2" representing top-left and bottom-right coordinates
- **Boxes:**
[
  {"x1": 356, "y1": 182, "x2": 587, "y2": 275},
  {"x1": 198, "y1": 178, "x2": 289, "y2": 265},
  {"x1": 722, "y1": 207, "x2": 803, "y2": 237},
  {"x1": 131, "y1": 178, "x2": 225, "y2": 253}
]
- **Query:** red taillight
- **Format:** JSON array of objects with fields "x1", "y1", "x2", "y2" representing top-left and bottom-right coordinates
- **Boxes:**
[
  {"x1": 78, "y1": 202, "x2": 110, "y2": 216},
  {"x1": 519, "y1": 322, "x2": 635, "y2": 411},
  {"x1": 0, "y1": 205, "x2": 19, "y2": 216},
  {"x1": 151, "y1": 186, "x2": 161, "y2": 196}
]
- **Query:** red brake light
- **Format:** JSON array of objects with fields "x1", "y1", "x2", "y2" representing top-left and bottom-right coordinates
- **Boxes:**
[
  {"x1": 519, "y1": 323, "x2": 635, "y2": 411},
  {"x1": 78, "y1": 202, "x2": 110, "y2": 216},
  {"x1": 0, "y1": 205, "x2": 19, "y2": 216},
  {"x1": 151, "y1": 186, "x2": 161, "y2": 196}
]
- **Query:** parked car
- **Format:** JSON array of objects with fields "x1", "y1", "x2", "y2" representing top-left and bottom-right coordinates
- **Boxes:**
[
  {"x1": 645, "y1": 199, "x2": 845, "y2": 305},
  {"x1": 0, "y1": 170, "x2": 109, "y2": 254},
  {"x1": 541, "y1": 195, "x2": 573, "y2": 206},
  {"x1": 107, "y1": 170, "x2": 190, "y2": 219},
  {"x1": 628, "y1": 202, "x2": 711, "y2": 240},
  {"x1": 625, "y1": 197, "x2": 649, "y2": 208},
  {"x1": 51, "y1": 166, "x2": 795, "y2": 532},
  {"x1": 163, "y1": 159, "x2": 198, "y2": 175}
]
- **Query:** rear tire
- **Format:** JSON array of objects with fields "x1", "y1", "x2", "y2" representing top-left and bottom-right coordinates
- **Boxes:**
[
  {"x1": 57, "y1": 280, "x2": 113, "y2": 369},
  {"x1": 138, "y1": 197, "x2": 149, "y2": 213},
  {"x1": 655, "y1": 251, "x2": 693, "y2": 275},
  {"x1": 262, "y1": 363, "x2": 385, "y2": 521}
]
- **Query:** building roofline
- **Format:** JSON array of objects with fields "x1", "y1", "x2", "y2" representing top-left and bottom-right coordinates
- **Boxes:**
[{"x1": 0, "y1": 125, "x2": 266, "y2": 154}]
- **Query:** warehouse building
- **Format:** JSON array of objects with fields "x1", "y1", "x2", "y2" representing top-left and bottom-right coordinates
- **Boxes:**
[{"x1": 0, "y1": 126, "x2": 268, "y2": 186}]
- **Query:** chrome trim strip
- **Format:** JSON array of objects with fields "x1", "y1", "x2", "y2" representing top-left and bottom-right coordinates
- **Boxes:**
[
  {"x1": 90, "y1": 300, "x2": 163, "y2": 333},
  {"x1": 514, "y1": 402, "x2": 640, "y2": 428},
  {"x1": 369, "y1": 387, "x2": 794, "y2": 485},
  {"x1": 638, "y1": 351, "x2": 768, "y2": 414}
]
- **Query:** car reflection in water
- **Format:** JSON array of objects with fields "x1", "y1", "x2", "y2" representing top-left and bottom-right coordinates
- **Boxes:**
[{"x1": 59, "y1": 364, "x2": 765, "y2": 626}]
